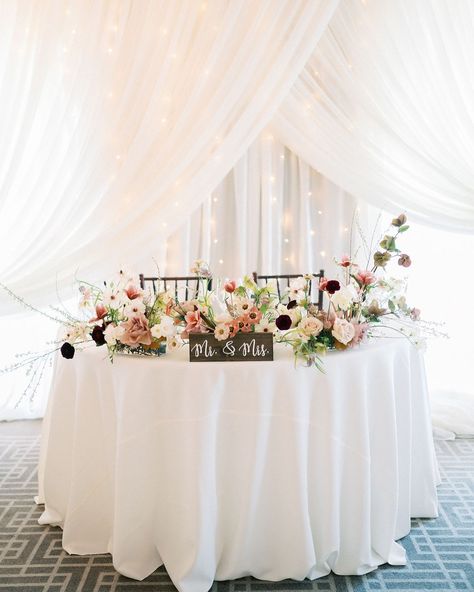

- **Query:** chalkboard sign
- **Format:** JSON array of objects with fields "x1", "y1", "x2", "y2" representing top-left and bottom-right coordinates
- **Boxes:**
[{"x1": 189, "y1": 332, "x2": 273, "y2": 362}]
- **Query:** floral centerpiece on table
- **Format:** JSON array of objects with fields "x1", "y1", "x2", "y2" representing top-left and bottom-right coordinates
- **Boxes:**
[
  {"x1": 59, "y1": 269, "x2": 179, "y2": 360},
  {"x1": 274, "y1": 214, "x2": 431, "y2": 369},
  {"x1": 170, "y1": 261, "x2": 279, "y2": 341}
]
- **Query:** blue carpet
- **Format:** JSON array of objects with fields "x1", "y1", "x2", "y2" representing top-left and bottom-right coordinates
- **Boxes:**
[{"x1": 0, "y1": 422, "x2": 472, "y2": 591}]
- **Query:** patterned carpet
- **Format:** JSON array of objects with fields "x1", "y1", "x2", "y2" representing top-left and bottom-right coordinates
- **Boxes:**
[{"x1": 0, "y1": 421, "x2": 473, "y2": 592}]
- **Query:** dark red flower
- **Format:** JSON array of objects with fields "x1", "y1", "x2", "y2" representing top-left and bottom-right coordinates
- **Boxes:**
[
  {"x1": 60, "y1": 342, "x2": 75, "y2": 359},
  {"x1": 287, "y1": 300, "x2": 297, "y2": 310},
  {"x1": 276, "y1": 314, "x2": 292, "y2": 331},
  {"x1": 91, "y1": 325, "x2": 106, "y2": 346},
  {"x1": 326, "y1": 280, "x2": 341, "y2": 294}
]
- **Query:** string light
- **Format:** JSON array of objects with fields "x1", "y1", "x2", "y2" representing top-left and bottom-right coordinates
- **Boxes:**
[
  {"x1": 219, "y1": 259, "x2": 224, "y2": 264},
  {"x1": 284, "y1": 238, "x2": 289, "y2": 243},
  {"x1": 213, "y1": 197, "x2": 218, "y2": 203},
  {"x1": 270, "y1": 176, "x2": 275, "y2": 183},
  {"x1": 213, "y1": 239, "x2": 218, "y2": 244},
  {"x1": 162, "y1": 222, "x2": 168, "y2": 228},
  {"x1": 318, "y1": 210, "x2": 323, "y2": 215},
  {"x1": 280, "y1": 154, "x2": 285, "y2": 160},
  {"x1": 310, "y1": 230, "x2": 315, "y2": 236},
  {"x1": 107, "y1": 47, "x2": 113, "y2": 54},
  {"x1": 115, "y1": 154, "x2": 122, "y2": 160},
  {"x1": 308, "y1": 191, "x2": 312, "y2": 196},
  {"x1": 320, "y1": 250, "x2": 326, "y2": 257}
]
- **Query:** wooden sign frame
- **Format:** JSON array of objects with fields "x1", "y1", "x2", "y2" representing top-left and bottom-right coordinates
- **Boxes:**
[{"x1": 189, "y1": 332, "x2": 273, "y2": 362}]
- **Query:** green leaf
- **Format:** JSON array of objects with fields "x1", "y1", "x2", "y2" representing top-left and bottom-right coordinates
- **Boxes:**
[
  {"x1": 398, "y1": 225, "x2": 410, "y2": 232},
  {"x1": 388, "y1": 300, "x2": 396, "y2": 312}
]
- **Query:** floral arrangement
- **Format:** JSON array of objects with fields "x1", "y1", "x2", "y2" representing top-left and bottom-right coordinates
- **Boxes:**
[
  {"x1": 1, "y1": 213, "x2": 441, "y2": 383},
  {"x1": 58, "y1": 269, "x2": 179, "y2": 360},
  {"x1": 273, "y1": 214, "x2": 430, "y2": 369},
  {"x1": 170, "y1": 260, "x2": 279, "y2": 341}
]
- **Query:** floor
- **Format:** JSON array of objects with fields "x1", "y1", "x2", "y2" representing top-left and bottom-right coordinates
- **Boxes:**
[{"x1": 0, "y1": 420, "x2": 473, "y2": 592}]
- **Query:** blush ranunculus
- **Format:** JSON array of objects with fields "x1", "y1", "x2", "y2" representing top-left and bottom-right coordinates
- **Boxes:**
[
  {"x1": 120, "y1": 314, "x2": 152, "y2": 347},
  {"x1": 356, "y1": 270, "x2": 376, "y2": 285}
]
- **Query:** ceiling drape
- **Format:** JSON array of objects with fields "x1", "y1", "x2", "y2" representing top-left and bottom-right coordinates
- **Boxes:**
[
  {"x1": 274, "y1": 0, "x2": 474, "y2": 232},
  {"x1": 0, "y1": 0, "x2": 338, "y2": 313}
]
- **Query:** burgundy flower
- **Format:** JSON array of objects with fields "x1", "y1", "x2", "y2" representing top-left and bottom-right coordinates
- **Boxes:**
[
  {"x1": 287, "y1": 300, "x2": 297, "y2": 310},
  {"x1": 276, "y1": 314, "x2": 292, "y2": 331},
  {"x1": 398, "y1": 254, "x2": 411, "y2": 267},
  {"x1": 326, "y1": 280, "x2": 341, "y2": 294},
  {"x1": 91, "y1": 325, "x2": 106, "y2": 346},
  {"x1": 60, "y1": 342, "x2": 75, "y2": 359}
]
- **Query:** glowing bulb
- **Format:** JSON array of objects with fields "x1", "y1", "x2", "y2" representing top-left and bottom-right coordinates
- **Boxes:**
[
  {"x1": 115, "y1": 154, "x2": 121, "y2": 160},
  {"x1": 161, "y1": 117, "x2": 167, "y2": 124},
  {"x1": 272, "y1": 197, "x2": 277, "y2": 203},
  {"x1": 284, "y1": 238, "x2": 289, "y2": 243},
  {"x1": 162, "y1": 222, "x2": 168, "y2": 228},
  {"x1": 174, "y1": 201, "x2": 179, "y2": 207},
  {"x1": 310, "y1": 230, "x2": 315, "y2": 236},
  {"x1": 107, "y1": 47, "x2": 113, "y2": 54},
  {"x1": 213, "y1": 197, "x2": 218, "y2": 203},
  {"x1": 219, "y1": 259, "x2": 224, "y2": 264},
  {"x1": 214, "y1": 239, "x2": 218, "y2": 244},
  {"x1": 270, "y1": 176, "x2": 275, "y2": 183},
  {"x1": 308, "y1": 191, "x2": 312, "y2": 196},
  {"x1": 320, "y1": 250, "x2": 326, "y2": 257},
  {"x1": 344, "y1": 227, "x2": 349, "y2": 232},
  {"x1": 318, "y1": 210, "x2": 323, "y2": 215},
  {"x1": 280, "y1": 154, "x2": 285, "y2": 160},
  {"x1": 284, "y1": 257, "x2": 289, "y2": 262}
]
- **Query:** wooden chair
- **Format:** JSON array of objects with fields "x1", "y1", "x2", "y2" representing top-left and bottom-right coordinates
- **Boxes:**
[
  {"x1": 252, "y1": 271, "x2": 325, "y2": 309},
  {"x1": 139, "y1": 274, "x2": 212, "y2": 300}
]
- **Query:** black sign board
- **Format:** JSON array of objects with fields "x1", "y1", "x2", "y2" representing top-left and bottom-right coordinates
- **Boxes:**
[{"x1": 189, "y1": 332, "x2": 273, "y2": 362}]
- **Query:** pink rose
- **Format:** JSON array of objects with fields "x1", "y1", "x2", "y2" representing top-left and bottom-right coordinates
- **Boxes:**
[
  {"x1": 356, "y1": 270, "x2": 376, "y2": 285},
  {"x1": 224, "y1": 280, "x2": 237, "y2": 293},
  {"x1": 120, "y1": 314, "x2": 152, "y2": 347}
]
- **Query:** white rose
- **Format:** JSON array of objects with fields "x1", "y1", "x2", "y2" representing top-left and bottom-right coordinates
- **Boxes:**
[
  {"x1": 331, "y1": 287, "x2": 355, "y2": 311},
  {"x1": 104, "y1": 323, "x2": 125, "y2": 346},
  {"x1": 331, "y1": 318, "x2": 355, "y2": 345},
  {"x1": 151, "y1": 317, "x2": 176, "y2": 339},
  {"x1": 298, "y1": 316, "x2": 323, "y2": 337}
]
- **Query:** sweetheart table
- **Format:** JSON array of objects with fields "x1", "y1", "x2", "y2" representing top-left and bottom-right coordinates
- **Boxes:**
[{"x1": 36, "y1": 339, "x2": 439, "y2": 592}]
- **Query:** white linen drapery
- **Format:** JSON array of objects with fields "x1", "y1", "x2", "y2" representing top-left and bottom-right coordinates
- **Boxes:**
[
  {"x1": 274, "y1": 0, "x2": 474, "y2": 232},
  {"x1": 159, "y1": 132, "x2": 362, "y2": 280},
  {"x1": 0, "y1": 0, "x2": 339, "y2": 313}
]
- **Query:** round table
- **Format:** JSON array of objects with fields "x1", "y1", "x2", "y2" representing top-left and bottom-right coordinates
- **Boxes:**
[{"x1": 37, "y1": 338, "x2": 439, "y2": 592}]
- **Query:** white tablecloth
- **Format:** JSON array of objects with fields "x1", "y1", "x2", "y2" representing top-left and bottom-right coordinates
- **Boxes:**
[{"x1": 37, "y1": 339, "x2": 439, "y2": 592}]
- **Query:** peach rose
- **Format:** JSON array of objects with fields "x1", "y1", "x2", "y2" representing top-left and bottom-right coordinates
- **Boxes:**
[{"x1": 120, "y1": 314, "x2": 152, "y2": 347}]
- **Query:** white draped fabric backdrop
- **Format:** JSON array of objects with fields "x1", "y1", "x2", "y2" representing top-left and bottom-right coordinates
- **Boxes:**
[{"x1": 0, "y1": 0, "x2": 473, "y2": 434}]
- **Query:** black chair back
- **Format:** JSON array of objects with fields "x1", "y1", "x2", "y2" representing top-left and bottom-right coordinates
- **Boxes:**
[
  {"x1": 139, "y1": 274, "x2": 212, "y2": 300},
  {"x1": 252, "y1": 270, "x2": 325, "y2": 309}
]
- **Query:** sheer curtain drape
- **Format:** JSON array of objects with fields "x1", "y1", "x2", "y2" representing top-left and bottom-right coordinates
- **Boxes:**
[
  {"x1": 153, "y1": 132, "x2": 361, "y2": 280},
  {"x1": 0, "y1": 0, "x2": 338, "y2": 313},
  {"x1": 274, "y1": 0, "x2": 474, "y2": 232}
]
